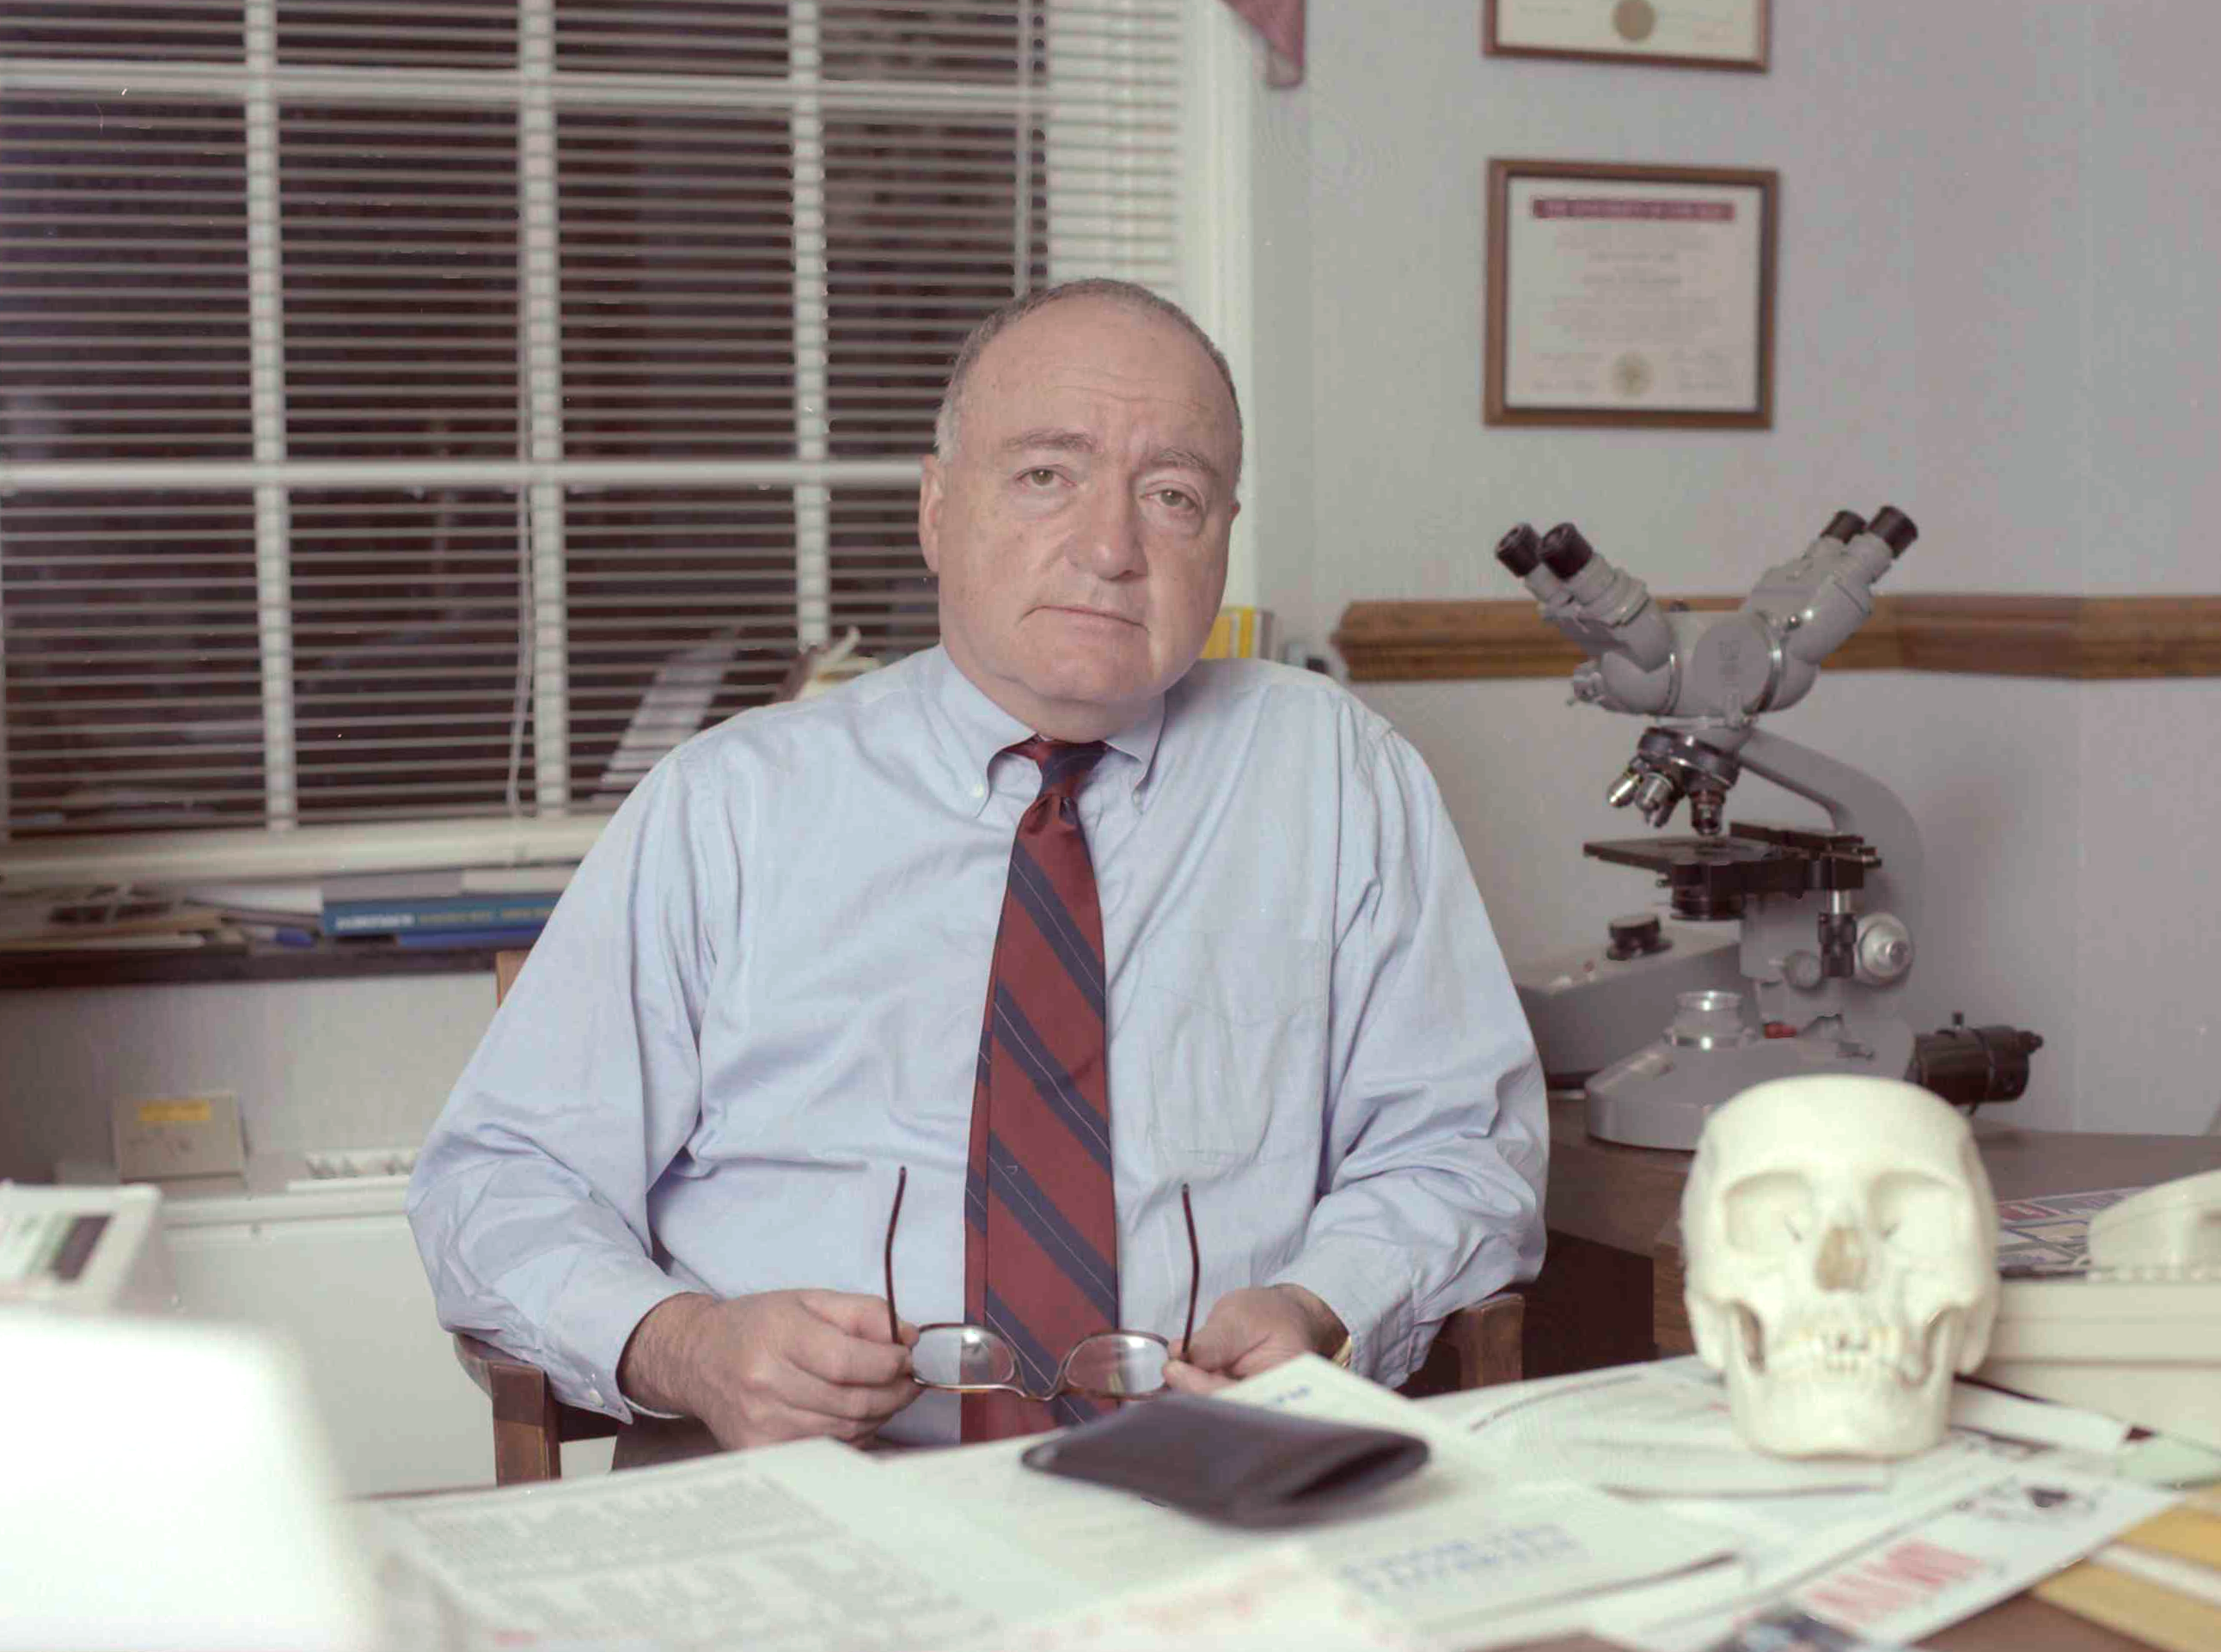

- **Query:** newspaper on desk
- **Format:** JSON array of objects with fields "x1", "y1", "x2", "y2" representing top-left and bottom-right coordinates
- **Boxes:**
[
  {"x1": 371, "y1": 1355, "x2": 2174, "y2": 1652},
  {"x1": 881, "y1": 1354, "x2": 1734, "y2": 1652},
  {"x1": 1433, "y1": 1357, "x2": 2177, "y2": 1650},
  {"x1": 373, "y1": 1434, "x2": 1077, "y2": 1651},
  {"x1": 993, "y1": 1542, "x2": 1429, "y2": 1652}
]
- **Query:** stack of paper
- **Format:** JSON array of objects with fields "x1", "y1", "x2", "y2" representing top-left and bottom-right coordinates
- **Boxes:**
[
  {"x1": 0, "y1": 884, "x2": 229, "y2": 953},
  {"x1": 1433, "y1": 1359, "x2": 2181, "y2": 1651}
]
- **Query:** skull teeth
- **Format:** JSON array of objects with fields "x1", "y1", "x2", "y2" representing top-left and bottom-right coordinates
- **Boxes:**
[
  {"x1": 1742, "y1": 1322, "x2": 1930, "y2": 1384},
  {"x1": 1785, "y1": 1326, "x2": 1895, "y2": 1369}
]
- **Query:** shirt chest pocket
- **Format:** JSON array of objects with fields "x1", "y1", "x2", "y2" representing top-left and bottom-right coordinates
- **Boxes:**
[{"x1": 1131, "y1": 925, "x2": 1328, "y2": 1164}]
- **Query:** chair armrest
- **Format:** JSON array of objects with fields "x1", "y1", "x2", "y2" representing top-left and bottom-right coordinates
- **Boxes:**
[
  {"x1": 450, "y1": 1332, "x2": 620, "y2": 1443},
  {"x1": 1396, "y1": 1291, "x2": 1526, "y2": 1398},
  {"x1": 452, "y1": 1331, "x2": 520, "y2": 1403},
  {"x1": 1435, "y1": 1291, "x2": 1525, "y2": 1389}
]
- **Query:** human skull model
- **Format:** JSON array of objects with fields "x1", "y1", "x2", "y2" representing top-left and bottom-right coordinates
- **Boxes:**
[{"x1": 1681, "y1": 1075, "x2": 1998, "y2": 1458}]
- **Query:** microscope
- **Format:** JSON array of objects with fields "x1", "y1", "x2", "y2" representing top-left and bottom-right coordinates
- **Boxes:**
[{"x1": 1499, "y1": 506, "x2": 2043, "y2": 1150}]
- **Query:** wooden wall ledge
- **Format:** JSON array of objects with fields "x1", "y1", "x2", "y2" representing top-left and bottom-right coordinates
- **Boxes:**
[{"x1": 1332, "y1": 594, "x2": 2221, "y2": 682}]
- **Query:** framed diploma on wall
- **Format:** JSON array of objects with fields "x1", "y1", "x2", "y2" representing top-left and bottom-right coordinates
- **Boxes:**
[
  {"x1": 1484, "y1": 158, "x2": 1777, "y2": 429},
  {"x1": 1483, "y1": 0, "x2": 1769, "y2": 72}
]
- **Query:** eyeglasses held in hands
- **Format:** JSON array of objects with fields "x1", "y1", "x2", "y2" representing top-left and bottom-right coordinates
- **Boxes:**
[{"x1": 884, "y1": 1166, "x2": 1200, "y2": 1404}]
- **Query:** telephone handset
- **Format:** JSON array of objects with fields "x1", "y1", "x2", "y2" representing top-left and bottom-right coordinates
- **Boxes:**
[{"x1": 1979, "y1": 1167, "x2": 2221, "y2": 1449}]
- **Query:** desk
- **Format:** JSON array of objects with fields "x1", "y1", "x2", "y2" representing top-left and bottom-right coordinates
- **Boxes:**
[{"x1": 1519, "y1": 1098, "x2": 2221, "y2": 1652}]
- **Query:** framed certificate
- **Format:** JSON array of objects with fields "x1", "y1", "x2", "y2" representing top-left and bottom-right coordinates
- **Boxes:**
[
  {"x1": 1484, "y1": 158, "x2": 1777, "y2": 428},
  {"x1": 1483, "y1": 0, "x2": 1769, "y2": 72}
]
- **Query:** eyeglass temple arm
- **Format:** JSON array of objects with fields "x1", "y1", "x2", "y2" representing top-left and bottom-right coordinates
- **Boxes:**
[
  {"x1": 1180, "y1": 1183, "x2": 1199, "y2": 1353},
  {"x1": 884, "y1": 1166, "x2": 907, "y2": 1344}
]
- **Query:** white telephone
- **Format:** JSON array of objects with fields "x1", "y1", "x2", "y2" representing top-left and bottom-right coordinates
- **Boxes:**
[
  {"x1": 1978, "y1": 1167, "x2": 2221, "y2": 1449},
  {"x1": 0, "y1": 1181, "x2": 173, "y2": 1313}
]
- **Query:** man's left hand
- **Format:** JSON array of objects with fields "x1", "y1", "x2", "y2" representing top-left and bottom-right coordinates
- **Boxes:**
[{"x1": 1161, "y1": 1283, "x2": 1348, "y2": 1395}]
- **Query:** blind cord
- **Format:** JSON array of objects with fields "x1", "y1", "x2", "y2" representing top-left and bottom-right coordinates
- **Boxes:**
[{"x1": 505, "y1": 225, "x2": 535, "y2": 823}]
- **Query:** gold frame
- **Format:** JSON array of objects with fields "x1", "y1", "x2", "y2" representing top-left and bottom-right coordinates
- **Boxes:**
[{"x1": 1482, "y1": 0, "x2": 1770, "y2": 73}]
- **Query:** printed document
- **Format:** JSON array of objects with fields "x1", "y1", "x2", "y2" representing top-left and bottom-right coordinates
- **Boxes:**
[
  {"x1": 1600, "y1": 1459, "x2": 2180, "y2": 1650},
  {"x1": 373, "y1": 1435, "x2": 1074, "y2": 1650},
  {"x1": 987, "y1": 1542, "x2": 1426, "y2": 1652}
]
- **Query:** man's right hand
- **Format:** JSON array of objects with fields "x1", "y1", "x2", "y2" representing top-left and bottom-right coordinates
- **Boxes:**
[{"x1": 616, "y1": 1289, "x2": 920, "y2": 1450}]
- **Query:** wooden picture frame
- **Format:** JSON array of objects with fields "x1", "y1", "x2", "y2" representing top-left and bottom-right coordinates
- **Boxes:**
[
  {"x1": 1483, "y1": 0, "x2": 1770, "y2": 72},
  {"x1": 1484, "y1": 158, "x2": 1777, "y2": 429}
]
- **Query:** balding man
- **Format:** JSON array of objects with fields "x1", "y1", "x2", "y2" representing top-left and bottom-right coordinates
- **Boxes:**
[{"x1": 409, "y1": 278, "x2": 1545, "y2": 1460}]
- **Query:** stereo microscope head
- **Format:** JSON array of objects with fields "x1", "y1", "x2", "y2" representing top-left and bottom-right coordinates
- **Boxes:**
[{"x1": 1500, "y1": 506, "x2": 1918, "y2": 833}]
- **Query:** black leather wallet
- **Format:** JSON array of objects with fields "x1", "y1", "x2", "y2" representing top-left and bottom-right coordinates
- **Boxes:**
[{"x1": 1019, "y1": 1394, "x2": 1429, "y2": 1527}]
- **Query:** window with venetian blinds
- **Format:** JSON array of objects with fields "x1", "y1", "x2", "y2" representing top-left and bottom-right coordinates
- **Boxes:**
[{"x1": 0, "y1": 0, "x2": 1187, "y2": 865}]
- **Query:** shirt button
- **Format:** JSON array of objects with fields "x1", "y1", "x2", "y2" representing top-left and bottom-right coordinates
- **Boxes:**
[
  {"x1": 586, "y1": 1387, "x2": 603, "y2": 1406},
  {"x1": 970, "y1": 783, "x2": 985, "y2": 799}
]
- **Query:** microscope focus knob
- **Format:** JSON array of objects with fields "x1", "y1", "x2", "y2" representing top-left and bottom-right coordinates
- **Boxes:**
[
  {"x1": 1606, "y1": 915, "x2": 1667, "y2": 961},
  {"x1": 1855, "y1": 913, "x2": 1915, "y2": 984}
]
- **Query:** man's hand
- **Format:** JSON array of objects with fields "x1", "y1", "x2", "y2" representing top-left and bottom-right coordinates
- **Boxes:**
[
  {"x1": 1161, "y1": 1283, "x2": 1349, "y2": 1396},
  {"x1": 617, "y1": 1289, "x2": 920, "y2": 1449}
]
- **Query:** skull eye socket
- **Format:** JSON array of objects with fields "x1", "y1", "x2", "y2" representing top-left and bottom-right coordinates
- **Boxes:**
[
  {"x1": 1721, "y1": 1170, "x2": 1817, "y2": 1254},
  {"x1": 1868, "y1": 1169, "x2": 1962, "y2": 1254}
]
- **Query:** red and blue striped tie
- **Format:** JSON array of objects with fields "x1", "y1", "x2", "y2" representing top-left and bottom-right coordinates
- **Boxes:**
[{"x1": 963, "y1": 737, "x2": 1117, "y2": 1441}]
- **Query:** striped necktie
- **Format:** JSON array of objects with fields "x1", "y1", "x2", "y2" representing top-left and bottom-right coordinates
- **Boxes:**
[{"x1": 963, "y1": 736, "x2": 1117, "y2": 1441}]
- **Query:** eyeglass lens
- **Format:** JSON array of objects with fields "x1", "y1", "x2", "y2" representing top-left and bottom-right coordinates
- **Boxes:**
[
  {"x1": 909, "y1": 1325, "x2": 1172, "y2": 1398},
  {"x1": 885, "y1": 1167, "x2": 1196, "y2": 1401}
]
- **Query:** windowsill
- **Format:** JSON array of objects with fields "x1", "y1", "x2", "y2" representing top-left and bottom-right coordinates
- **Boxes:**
[{"x1": 0, "y1": 937, "x2": 514, "y2": 993}]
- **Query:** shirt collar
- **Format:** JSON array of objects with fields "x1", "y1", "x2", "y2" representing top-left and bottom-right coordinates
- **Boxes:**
[{"x1": 917, "y1": 646, "x2": 1167, "y2": 817}]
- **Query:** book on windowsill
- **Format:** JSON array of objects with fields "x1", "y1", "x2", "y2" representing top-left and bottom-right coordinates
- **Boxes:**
[
  {"x1": 389, "y1": 924, "x2": 548, "y2": 951},
  {"x1": 323, "y1": 894, "x2": 562, "y2": 936},
  {"x1": 1201, "y1": 605, "x2": 1276, "y2": 661}
]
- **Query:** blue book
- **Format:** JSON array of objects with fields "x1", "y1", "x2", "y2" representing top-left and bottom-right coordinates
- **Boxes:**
[
  {"x1": 391, "y1": 924, "x2": 548, "y2": 951},
  {"x1": 324, "y1": 893, "x2": 560, "y2": 935}
]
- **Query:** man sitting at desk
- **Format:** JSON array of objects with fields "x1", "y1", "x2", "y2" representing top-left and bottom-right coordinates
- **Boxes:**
[{"x1": 407, "y1": 278, "x2": 1546, "y2": 1456}]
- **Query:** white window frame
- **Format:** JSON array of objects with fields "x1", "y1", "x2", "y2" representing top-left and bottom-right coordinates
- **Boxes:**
[{"x1": 0, "y1": 0, "x2": 1258, "y2": 887}]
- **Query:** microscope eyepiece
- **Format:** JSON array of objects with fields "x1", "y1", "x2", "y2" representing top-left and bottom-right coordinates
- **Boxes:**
[
  {"x1": 1495, "y1": 523, "x2": 1543, "y2": 576},
  {"x1": 1868, "y1": 505, "x2": 1918, "y2": 556},
  {"x1": 1823, "y1": 511, "x2": 1867, "y2": 543},
  {"x1": 1539, "y1": 523, "x2": 1595, "y2": 579}
]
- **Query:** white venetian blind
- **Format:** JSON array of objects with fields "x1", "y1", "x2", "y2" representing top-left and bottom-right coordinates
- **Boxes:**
[{"x1": 0, "y1": 0, "x2": 1184, "y2": 862}]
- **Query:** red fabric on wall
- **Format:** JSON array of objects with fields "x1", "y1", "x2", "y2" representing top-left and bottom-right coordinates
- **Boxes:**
[{"x1": 1220, "y1": 0, "x2": 1305, "y2": 88}]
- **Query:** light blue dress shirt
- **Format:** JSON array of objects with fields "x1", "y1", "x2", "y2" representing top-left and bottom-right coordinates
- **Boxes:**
[{"x1": 408, "y1": 646, "x2": 1546, "y2": 1444}]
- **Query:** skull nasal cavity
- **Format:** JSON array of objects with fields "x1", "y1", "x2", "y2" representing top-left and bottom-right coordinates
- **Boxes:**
[{"x1": 1815, "y1": 1225, "x2": 1866, "y2": 1290}]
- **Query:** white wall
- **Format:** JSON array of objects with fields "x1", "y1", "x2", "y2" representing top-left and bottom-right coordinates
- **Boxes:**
[
  {"x1": 1251, "y1": 0, "x2": 2221, "y2": 1135},
  {"x1": 0, "y1": 972, "x2": 487, "y2": 1180}
]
